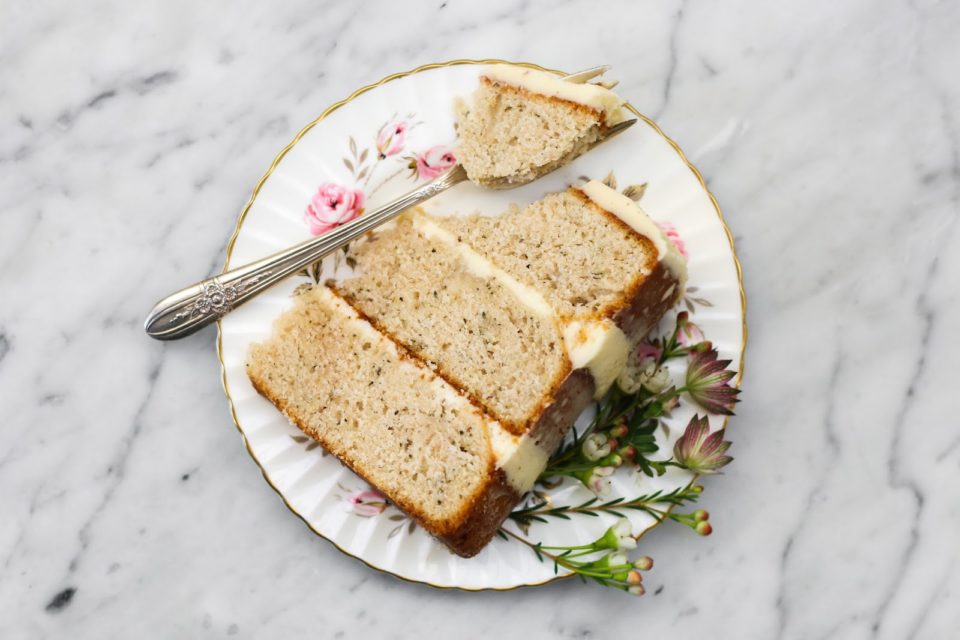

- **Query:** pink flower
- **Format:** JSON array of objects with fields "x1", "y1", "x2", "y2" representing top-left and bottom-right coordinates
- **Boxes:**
[
  {"x1": 304, "y1": 182, "x2": 366, "y2": 236},
  {"x1": 346, "y1": 489, "x2": 387, "y2": 517},
  {"x1": 676, "y1": 311, "x2": 706, "y2": 346},
  {"x1": 657, "y1": 221, "x2": 688, "y2": 260},
  {"x1": 376, "y1": 121, "x2": 408, "y2": 158},
  {"x1": 410, "y1": 145, "x2": 457, "y2": 180},
  {"x1": 634, "y1": 342, "x2": 662, "y2": 368},
  {"x1": 673, "y1": 415, "x2": 733, "y2": 474},
  {"x1": 684, "y1": 348, "x2": 740, "y2": 415}
]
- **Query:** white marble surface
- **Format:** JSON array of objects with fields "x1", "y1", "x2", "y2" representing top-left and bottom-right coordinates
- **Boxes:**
[{"x1": 2, "y1": 0, "x2": 958, "y2": 637}]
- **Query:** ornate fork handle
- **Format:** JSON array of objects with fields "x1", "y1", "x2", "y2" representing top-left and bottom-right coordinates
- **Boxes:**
[{"x1": 144, "y1": 165, "x2": 468, "y2": 340}]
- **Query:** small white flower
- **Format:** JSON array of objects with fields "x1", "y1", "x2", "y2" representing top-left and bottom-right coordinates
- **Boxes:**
[
  {"x1": 608, "y1": 552, "x2": 628, "y2": 567},
  {"x1": 582, "y1": 433, "x2": 612, "y2": 461},
  {"x1": 638, "y1": 362, "x2": 670, "y2": 394}
]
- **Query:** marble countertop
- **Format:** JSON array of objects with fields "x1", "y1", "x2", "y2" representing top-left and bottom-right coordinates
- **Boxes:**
[{"x1": 3, "y1": 1, "x2": 958, "y2": 638}]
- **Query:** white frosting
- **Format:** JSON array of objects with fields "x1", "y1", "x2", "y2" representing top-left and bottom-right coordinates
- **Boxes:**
[
  {"x1": 484, "y1": 64, "x2": 626, "y2": 125},
  {"x1": 579, "y1": 180, "x2": 688, "y2": 290},
  {"x1": 410, "y1": 212, "x2": 554, "y2": 318},
  {"x1": 488, "y1": 424, "x2": 549, "y2": 493},
  {"x1": 563, "y1": 319, "x2": 630, "y2": 397}
]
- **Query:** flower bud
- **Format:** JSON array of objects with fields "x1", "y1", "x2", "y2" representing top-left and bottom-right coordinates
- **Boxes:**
[
  {"x1": 603, "y1": 453, "x2": 624, "y2": 468},
  {"x1": 610, "y1": 423, "x2": 629, "y2": 438},
  {"x1": 693, "y1": 509, "x2": 709, "y2": 522},
  {"x1": 695, "y1": 521, "x2": 713, "y2": 536},
  {"x1": 628, "y1": 584, "x2": 646, "y2": 596},
  {"x1": 608, "y1": 552, "x2": 628, "y2": 567},
  {"x1": 619, "y1": 445, "x2": 637, "y2": 463},
  {"x1": 633, "y1": 555, "x2": 654, "y2": 571},
  {"x1": 626, "y1": 569, "x2": 643, "y2": 585},
  {"x1": 582, "y1": 433, "x2": 612, "y2": 461},
  {"x1": 692, "y1": 484, "x2": 704, "y2": 493}
]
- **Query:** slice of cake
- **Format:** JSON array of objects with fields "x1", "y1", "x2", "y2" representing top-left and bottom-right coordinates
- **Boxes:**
[
  {"x1": 332, "y1": 216, "x2": 570, "y2": 435},
  {"x1": 456, "y1": 64, "x2": 627, "y2": 187},
  {"x1": 426, "y1": 180, "x2": 688, "y2": 338},
  {"x1": 247, "y1": 180, "x2": 686, "y2": 557},
  {"x1": 247, "y1": 285, "x2": 542, "y2": 557}
]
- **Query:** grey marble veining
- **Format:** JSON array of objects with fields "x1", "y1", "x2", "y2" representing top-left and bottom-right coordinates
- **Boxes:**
[{"x1": 2, "y1": 1, "x2": 959, "y2": 638}]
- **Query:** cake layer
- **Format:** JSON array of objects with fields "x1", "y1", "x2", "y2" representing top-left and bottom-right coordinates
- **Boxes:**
[
  {"x1": 483, "y1": 64, "x2": 626, "y2": 125},
  {"x1": 334, "y1": 217, "x2": 570, "y2": 435},
  {"x1": 456, "y1": 75, "x2": 605, "y2": 187},
  {"x1": 428, "y1": 181, "x2": 684, "y2": 322},
  {"x1": 246, "y1": 286, "x2": 497, "y2": 536}
]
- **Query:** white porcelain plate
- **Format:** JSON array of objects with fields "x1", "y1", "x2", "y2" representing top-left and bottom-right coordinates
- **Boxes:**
[{"x1": 218, "y1": 60, "x2": 745, "y2": 590}]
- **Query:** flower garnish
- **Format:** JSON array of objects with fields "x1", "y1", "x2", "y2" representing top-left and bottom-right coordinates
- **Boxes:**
[
  {"x1": 596, "y1": 519, "x2": 637, "y2": 550},
  {"x1": 684, "y1": 348, "x2": 740, "y2": 415},
  {"x1": 304, "y1": 183, "x2": 366, "y2": 236},
  {"x1": 673, "y1": 415, "x2": 733, "y2": 474},
  {"x1": 581, "y1": 433, "x2": 612, "y2": 461},
  {"x1": 575, "y1": 465, "x2": 615, "y2": 496},
  {"x1": 346, "y1": 489, "x2": 388, "y2": 517},
  {"x1": 499, "y1": 518, "x2": 653, "y2": 596},
  {"x1": 375, "y1": 121, "x2": 408, "y2": 158}
]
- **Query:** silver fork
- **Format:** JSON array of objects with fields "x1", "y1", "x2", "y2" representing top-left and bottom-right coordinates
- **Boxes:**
[{"x1": 144, "y1": 66, "x2": 635, "y2": 340}]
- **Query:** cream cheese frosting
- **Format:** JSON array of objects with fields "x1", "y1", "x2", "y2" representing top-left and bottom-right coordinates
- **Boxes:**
[
  {"x1": 488, "y1": 423, "x2": 550, "y2": 493},
  {"x1": 483, "y1": 64, "x2": 626, "y2": 125}
]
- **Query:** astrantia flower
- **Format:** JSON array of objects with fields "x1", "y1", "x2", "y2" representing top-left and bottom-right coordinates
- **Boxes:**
[
  {"x1": 376, "y1": 121, "x2": 408, "y2": 158},
  {"x1": 684, "y1": 347, "x2": 740, "y2": 415},
  {"x1": 676, "y1": 311, "x2": 705, "y2": 346},
  {"x1": 596, "y1": 518, "x2": 637, "y2": 550},
  {"x1": 673, "y1": 415, "x2": 733, "y2": 474},
  {"x1": 346, "y1": 489, "x2": 388, "y2": 517}
]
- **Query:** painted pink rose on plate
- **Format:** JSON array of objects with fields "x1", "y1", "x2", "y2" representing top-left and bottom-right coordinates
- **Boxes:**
[
  {"x1": 346, "y1": 489, "x2": 388, "y2": 517},
  {"x1": 305, "y1": 182, "x2": 366, "y2": 236},
  {"x1": 676, "y1": 311, "x2": 706, "y2": 346},
  {"x1": 410, "y1": 145, "x2": 457, "y2": 180},
  {"x1": 376, "y1": 121, "x2": 408, "y2": 158},
  {"x1": 657, "y1": 221, "x2": 688, "y2": 260}
]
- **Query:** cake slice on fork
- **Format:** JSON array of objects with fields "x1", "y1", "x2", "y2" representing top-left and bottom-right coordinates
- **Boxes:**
[{"x1": 456, "y1": 64, "x2": 627, "y2": 187}]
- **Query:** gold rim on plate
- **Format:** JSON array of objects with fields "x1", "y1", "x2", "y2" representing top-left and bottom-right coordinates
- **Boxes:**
[{"x1": 215, "y1": 58, "x2": 748, "y2": 592}]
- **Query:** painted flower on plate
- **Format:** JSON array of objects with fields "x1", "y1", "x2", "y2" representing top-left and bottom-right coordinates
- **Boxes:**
[
  {"x1": 346, "y1": 489, "x2": 388, "y2": 517},
  {"x1": 676, "y1": 311, "x2": 706, "y2": 346},
  {"x1": 376, "y1": 121, "x2": 408, "y2": 158},
  {"x1": 657, "y1": 220, "x2": 688, "y2": 260},
  {"x1": 673, "y1": 415, "x2": 733, "y2": 474},
  {"x1": 305, "y1": 182, "x2": 366, "y2": 236},
  {"x1": 409, "y1": 145, "x2": 457, "y2": 180}
]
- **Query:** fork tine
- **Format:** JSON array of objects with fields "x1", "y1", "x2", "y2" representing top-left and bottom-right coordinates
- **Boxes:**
[
  {"x1": 594, "y1": 118, "x2": 637, "y2": 144},
  {"x1": 561, "y1": 65, "x2": 611, "y2": 84}
]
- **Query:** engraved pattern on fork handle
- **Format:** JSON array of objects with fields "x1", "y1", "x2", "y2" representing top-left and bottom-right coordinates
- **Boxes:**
[{"x1": 170, "y1": 273, "x2": 273, "y2": 322}]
